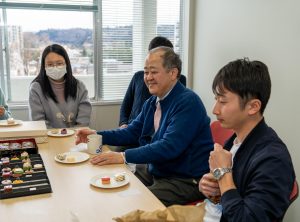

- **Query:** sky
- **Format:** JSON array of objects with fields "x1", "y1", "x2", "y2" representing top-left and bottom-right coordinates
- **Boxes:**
[{"x1": 5, "y1": 0, "x2": 180, "y2": 32}]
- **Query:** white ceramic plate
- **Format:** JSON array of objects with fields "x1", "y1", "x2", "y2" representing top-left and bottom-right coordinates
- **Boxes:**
[
  {"x1": 90, "y1": 173, "x2": 129, "y2": 189},
  {"x1": 0, "y1": 119, "x2": 22, "y2": 126},
  {"x1": 47, "y1": 129, "x2": 75, "y2": 137},
  {"x1": 54, "y1": 151, "x2": 90, "y2": 164}
]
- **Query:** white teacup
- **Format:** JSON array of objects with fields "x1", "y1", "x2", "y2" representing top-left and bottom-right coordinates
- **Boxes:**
[{"x1": 87, "y1": 134, "x2": 102, "y2": 154}]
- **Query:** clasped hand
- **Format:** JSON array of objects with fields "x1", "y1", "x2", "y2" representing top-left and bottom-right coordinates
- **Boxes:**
[
  {"x1": 199, "y1": 173, "x2": 221, "y2": 198},
  {"x1": 199, "y1": 143, "x2": 232, "y2": 198}
]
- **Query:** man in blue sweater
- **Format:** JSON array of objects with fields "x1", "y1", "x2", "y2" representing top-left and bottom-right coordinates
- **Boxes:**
[
  {"x1": 199, "y1": 58, "x2": 295, "y2": 221},
  {"x1": 76, "y1": 46, "x2": 213, "y2": 206}
]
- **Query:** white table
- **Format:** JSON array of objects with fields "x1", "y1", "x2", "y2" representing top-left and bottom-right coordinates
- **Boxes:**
[{"x1": 0, "y1": 134, "x2": 165, "y2": 222}]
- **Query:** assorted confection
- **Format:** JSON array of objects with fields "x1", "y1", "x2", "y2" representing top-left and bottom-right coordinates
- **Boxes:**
[
  {"x1": 33, "y1": 164, "x2": 43, "y2": 169},
  {"x1": 1, "y1": 136, "x2": 128, "y2": 200},
  {"x1": 100, "y1": 173, "x2": 126, "y2": 186},
  {"x1": 0, "y1": 145, "x2": 49, "y2": 198},
  {"x1": 0, "y1": 141, "x2": 35, "y2": 151}
]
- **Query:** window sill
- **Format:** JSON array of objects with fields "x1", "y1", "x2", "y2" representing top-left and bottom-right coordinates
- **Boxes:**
[{"x1": 8, "y1": 100, "x2": 122, "y2": 110}]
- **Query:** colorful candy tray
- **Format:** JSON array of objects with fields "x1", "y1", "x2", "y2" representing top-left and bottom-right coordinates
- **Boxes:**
[{"x1": 0, "y1": 153, "x2": 52, "y2": 199}]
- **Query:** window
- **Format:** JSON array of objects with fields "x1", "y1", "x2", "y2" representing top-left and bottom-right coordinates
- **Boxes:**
[{"x1": 0, "y1": 0, "x2": 184, "y2": 103}]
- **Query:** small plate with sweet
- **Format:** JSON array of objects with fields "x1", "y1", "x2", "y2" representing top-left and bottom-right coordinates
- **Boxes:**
[
  {"x1": 90, "y1": 172, "x2": 129, "y2": 189},
  {"x1": 54, "y1": 151, "x2": 89, "y2": 164},
  {"x1": 0, "y1": 118, "x2": 23, "y2": 126},
  {"x1": 47, "y1": 128, "x2": 75, "y2": 137}
]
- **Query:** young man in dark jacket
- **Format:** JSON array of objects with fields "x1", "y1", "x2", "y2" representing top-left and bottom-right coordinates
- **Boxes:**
[{"x1": 199, "y1": 58, "x2": 295, "y2": 222}]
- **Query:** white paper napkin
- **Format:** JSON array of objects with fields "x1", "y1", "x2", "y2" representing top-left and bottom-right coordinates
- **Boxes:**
[{"x1": 69, "y1": 143, "x2": 87, "y2": 152}]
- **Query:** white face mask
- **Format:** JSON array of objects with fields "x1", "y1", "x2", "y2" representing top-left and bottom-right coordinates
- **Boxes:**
[{"x1": 45, "y1": 65, "x2": 67, "y2": 80}]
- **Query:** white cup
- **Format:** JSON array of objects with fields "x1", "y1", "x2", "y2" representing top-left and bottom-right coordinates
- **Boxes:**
[
  {"x1": 87, "y1": 134, "x2": 102, "y2": 154},
  {"x1": 126, "y1": 163, "x2": 136, "y2": 173}
]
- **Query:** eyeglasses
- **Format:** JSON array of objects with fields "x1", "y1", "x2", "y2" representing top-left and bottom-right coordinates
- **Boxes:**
[{"x1": 45, "y1": 61, "x2": 65, "y2": 68}]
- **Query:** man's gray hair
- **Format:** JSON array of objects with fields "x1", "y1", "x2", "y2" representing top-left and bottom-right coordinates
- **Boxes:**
[{"x1": 149, "y1": 46, "x2": 182, "y2": 78}]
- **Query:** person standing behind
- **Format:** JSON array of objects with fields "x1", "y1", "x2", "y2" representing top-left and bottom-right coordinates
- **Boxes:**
[
  {"x1": 76, "y1": 46, "x2": 213, "y2": 206},
  {"x1": 0, "y1": 87, "x2": 11, "y2": 120},
  {"x1": 199, "y1": 58, "x2": 295, "y2": 222},
  {"x1": 119, "y1": 36, "x2": 186, "y2": 128},
  {"x1": 29, "y1": 44, "x2": 91, "y2": 128}
]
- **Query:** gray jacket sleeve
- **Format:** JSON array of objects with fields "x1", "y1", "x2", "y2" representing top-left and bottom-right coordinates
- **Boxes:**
[{"x1": 0, "y1": 88, "x2": 11, "y2": 120}]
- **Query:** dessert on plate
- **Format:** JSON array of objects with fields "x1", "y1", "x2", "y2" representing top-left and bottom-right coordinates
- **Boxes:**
[
  {"x1": 56, "y1": 153, "x2": 66, "y2": 161},
  {"x1": 7, "y1": 117, "x2": 15, "y2": 124},
  {"x1": 101, "y1": 176, "x2": 111, "y2": 185},
  {"x1": 51, "y1": 129, "x2": 59, "y2": 134},
  {"x1": 61, "y1": 128, "x2": 67, "y2": 134},
  {"x1": 114, "y1": 173, "x2": 126, "y2": 182},
  {"x1": 66, "y1": 155, "x2": 76, "y2": 162}
]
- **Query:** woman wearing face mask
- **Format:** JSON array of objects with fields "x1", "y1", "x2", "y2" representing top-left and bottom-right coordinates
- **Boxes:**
[{"x1": 29, "y1": 44, "x2": 92, "y2": 128}]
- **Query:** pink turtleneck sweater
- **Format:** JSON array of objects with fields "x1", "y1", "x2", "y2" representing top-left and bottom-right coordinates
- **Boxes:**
[{"x1": 49, "y1": 78, "x2": 65, "y2": 103}]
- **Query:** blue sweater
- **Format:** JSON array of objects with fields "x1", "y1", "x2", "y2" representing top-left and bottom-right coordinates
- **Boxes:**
[
  {"x1": 119, "y1": 70, "x2": 187, "y2": 126},
  {"x1": 221, "y1": 119, "x2": 295, "y2": 222},
  {"x1": 100, "y1": 82, "x2": 213, "y2": 179}
]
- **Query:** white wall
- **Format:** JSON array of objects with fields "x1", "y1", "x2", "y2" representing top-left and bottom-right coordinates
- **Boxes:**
[{"x1": 193, "y1": 0, "x2": 300, "y2": 221}]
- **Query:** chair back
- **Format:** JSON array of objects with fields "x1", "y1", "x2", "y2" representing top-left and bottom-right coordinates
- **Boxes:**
[
  {"x1": 210, "y1": 120, "x2": 234, "y2": 146},
  {"x1": 290, "y1": 180, "x2": 299, "y2": 204},
  {"x1": 274, "y1": 180, "x2": 299, "y2": 222}
]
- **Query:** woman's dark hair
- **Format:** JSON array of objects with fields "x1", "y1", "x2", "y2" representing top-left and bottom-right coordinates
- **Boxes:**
[
  {"x1": 32, "y1": 44, "x2": 77, "y2": 103},
  {"x1": 212, "y1": 58, "x2": 271, "y2": 114}
]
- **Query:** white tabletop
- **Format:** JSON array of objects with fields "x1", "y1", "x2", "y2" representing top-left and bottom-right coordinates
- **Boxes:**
[{"x1": 0, "y1": 121, "x2": 47, "y2": 138}]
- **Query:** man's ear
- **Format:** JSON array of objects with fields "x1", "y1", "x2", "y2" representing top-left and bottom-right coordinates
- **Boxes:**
[
  {"x1": 248, "y1": 99, "x2": 261, "y2": 115},
  {"x1": 170, "y1": 68, "x2": 179, "y2": 80}
]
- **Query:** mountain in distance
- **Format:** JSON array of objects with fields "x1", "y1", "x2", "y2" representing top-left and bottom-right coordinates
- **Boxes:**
[{"x1": 36, "y1": 28, "x2": 93, "y2": 46}]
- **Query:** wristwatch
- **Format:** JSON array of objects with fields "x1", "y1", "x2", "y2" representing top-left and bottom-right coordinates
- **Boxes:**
[{"x1": 212, "y1": 167, "x2": 232, "y2": 180}]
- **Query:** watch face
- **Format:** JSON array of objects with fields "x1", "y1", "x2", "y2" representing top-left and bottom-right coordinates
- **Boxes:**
[{"x1": 213, "y1": 168, "x2": 222, "y2": 180}]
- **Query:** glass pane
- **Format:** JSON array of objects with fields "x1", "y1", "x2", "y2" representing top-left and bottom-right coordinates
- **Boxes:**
[
  {"x1": 157, "y1": 0, "x2": 181, "y2": 55},
  {"x1": 101, "y1": 0, "x2": 182, "y2": 101},
  {"x1": 102, "y1": 0, "x2": 134, "y2": 100},
  {"x1": 4, "y1": 9, "x2": 94, "y2": 102}
]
